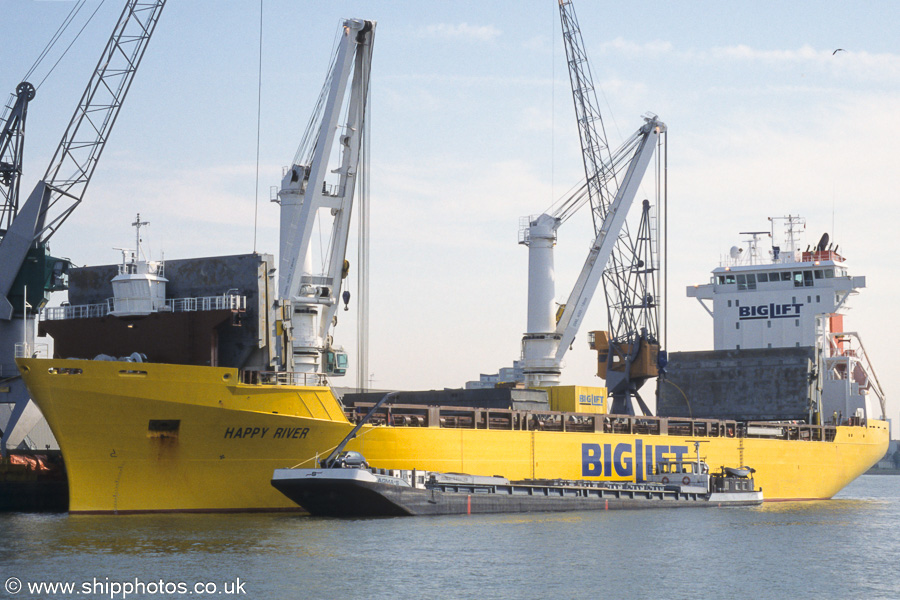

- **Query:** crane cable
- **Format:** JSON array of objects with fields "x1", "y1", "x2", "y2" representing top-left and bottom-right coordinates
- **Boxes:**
[
  {"x1": 3, "y1": 0, "x2": 102, "y2": 127},
  {"x1": 25, "y1": 0, "x2": 108, "y2": 92},
  {"x1": 253, "y1": 0, "x2": 263, "y2": 253}
]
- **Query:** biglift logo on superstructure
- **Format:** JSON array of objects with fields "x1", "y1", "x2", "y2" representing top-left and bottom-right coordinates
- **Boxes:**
[
  {"x1": 582, "y1": 441, "x2": 689, "y2": 481},
  {"x1": 738, "y1": 301, "x2": 803, "y2": 320}
]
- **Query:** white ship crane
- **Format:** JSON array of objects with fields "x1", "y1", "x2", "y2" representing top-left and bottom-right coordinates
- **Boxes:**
[
  {"x1": 275, "y1": 19, "x2": 374, "y2": 383},
  {"x1": 520, "y1": 119, "x2": 663, "y2": 386},
  {"x1": 0, "y1": 0, "x2": 166, "y2": 454},
  {"x1": 521, "y1": 0, "x2": 666, "y2": 417}
]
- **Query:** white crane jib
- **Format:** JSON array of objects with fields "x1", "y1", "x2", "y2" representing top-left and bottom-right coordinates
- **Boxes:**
[
  {"x1": 276, "y1": 19, "x2": 374, "y2": 379},
  {"x1": 521, "y1": 116, "x2": 665, "y2": 388}
]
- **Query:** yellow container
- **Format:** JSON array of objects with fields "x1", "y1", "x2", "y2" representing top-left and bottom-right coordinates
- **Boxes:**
[{"x1": 542, "y1": 385, "x2": 608, "y2": 414}]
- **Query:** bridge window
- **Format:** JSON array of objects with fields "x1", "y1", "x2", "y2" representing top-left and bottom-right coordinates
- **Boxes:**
[
  {"x1": 780, "y1": 272, "x2": 792, "y2": 282},
  {"x1": 804, "y1": 270, "x2": 814, "y2": 286},
  {"x1": 815, "y1": 269, "x2": 824, "y2": 279},
  {"x1": 736, "y1": 274, "x2": 757, "y2": 290},
  {"x1": 824, "y1": 268, "x2": 834, "y2": 278},
  {"x1": 757, "y1": 273, "x2": 768, "y2": 283}
]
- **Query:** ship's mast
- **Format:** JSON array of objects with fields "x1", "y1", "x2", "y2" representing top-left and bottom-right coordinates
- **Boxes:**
[{"x1": 132, "y1": 213, "x2": 149, "y2": 261}]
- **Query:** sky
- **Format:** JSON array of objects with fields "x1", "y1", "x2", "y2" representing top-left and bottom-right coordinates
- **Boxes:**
[{"x1": 3, "y1": 1, "x2": 899, "y2": 423}]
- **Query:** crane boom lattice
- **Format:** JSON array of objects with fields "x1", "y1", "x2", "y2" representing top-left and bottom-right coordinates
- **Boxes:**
[
  {"x1": 558, "y1": 0, "x2": 616, "y2": 232},
  {"x1": 0, "y1": 82, "x2": 35, "y2": 232},
  {"x1": 37, "y1": 0, "x2": 167, "y2": 244},
  {"x1": 557, "y1": 0, "x2": 666, "y2": 414}
]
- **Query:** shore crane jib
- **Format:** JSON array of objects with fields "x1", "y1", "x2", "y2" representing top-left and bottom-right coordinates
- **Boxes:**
[{"x1": 0, "y1": 0, "x2": 166, "y2": 454}]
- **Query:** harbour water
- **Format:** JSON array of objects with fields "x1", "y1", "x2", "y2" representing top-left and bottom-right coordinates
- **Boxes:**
[{"x1": 1, "y1": 475, "x2": 898, "y2": 600}]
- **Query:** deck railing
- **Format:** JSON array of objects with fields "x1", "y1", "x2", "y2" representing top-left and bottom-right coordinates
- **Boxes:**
[
  {"x1": 240, "y1": 370, "x2": 326, "y2": 387},
  {"x1": 14, "y1": 342, "x2": 50, "y2": 359},
  {"x1": 338, "y1": 401, "x2": 840, "y2": 442},
  {"x1": 42, "y1": 294, "x2": 247, "y2": 321}
]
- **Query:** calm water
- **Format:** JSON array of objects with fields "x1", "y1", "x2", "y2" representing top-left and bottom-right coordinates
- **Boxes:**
[{"x1": 1, "y1": 475, "x2": 898, "y2": 600}]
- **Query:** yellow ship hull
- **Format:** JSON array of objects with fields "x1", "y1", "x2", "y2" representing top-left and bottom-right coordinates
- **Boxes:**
[{"x1": 17, "y1": 358, "x2": 889, "y2": 513}]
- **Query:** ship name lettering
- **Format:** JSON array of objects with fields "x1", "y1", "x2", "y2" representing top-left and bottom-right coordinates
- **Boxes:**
[
  {"x1": 582, "y1": 442, "x2": 688, "y2": 480},
  {"x1": 222, "y1": 426, "x2": 310, "y2": 439},
  {"x1": 223, "y1": 426, "x2": 270, "y2": 439},
  {"x1": 273, "y1": 427, "x2": 310, "y2": 439}
]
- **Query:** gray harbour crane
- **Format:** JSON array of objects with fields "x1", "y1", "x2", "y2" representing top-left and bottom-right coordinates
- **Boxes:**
[{"x1": 0, "y1": 0, "x2": 166, "y2": 454}]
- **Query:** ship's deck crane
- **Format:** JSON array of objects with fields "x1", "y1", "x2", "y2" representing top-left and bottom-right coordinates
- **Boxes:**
[
  {"x1": 520, "y1": 118, "x2": 664, "y2": 387},
  {"x1": 0, "y1": 0, "x2": 166, "y2": 453},
  {"x1": 556, "y1": 0, "x2": 666, "y2": 415},
  {"x1": 276, "y1": 19, "x2": 374, "y2": 383},
  {"x1": 520, "y1": 0, "x2": 666, "y2": 416}
]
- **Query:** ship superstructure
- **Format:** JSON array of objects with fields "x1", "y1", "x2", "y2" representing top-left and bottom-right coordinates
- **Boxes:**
[
  {"x1": 661, "y1": 215, "x2": 886, "y2": 425},
  {"x1": 108, "y1": 214, "x2": 167, "y2": 318},
  {"x1": 691, "y1": 216, "x2": 860, "y2": 351}
]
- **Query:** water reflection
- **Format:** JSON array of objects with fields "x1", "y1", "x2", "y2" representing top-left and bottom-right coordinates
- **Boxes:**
[
  {"x1": 0, "y1": 513, "x2": 344, "y2": 559},
  {"x1": 0, "y1": 476, "x2": 897, "y2": 600}
]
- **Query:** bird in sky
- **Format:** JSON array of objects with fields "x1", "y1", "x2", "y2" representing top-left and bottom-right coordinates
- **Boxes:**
[{"x1": 833, "y1": 48, "x2": 846, "y2": 55}]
